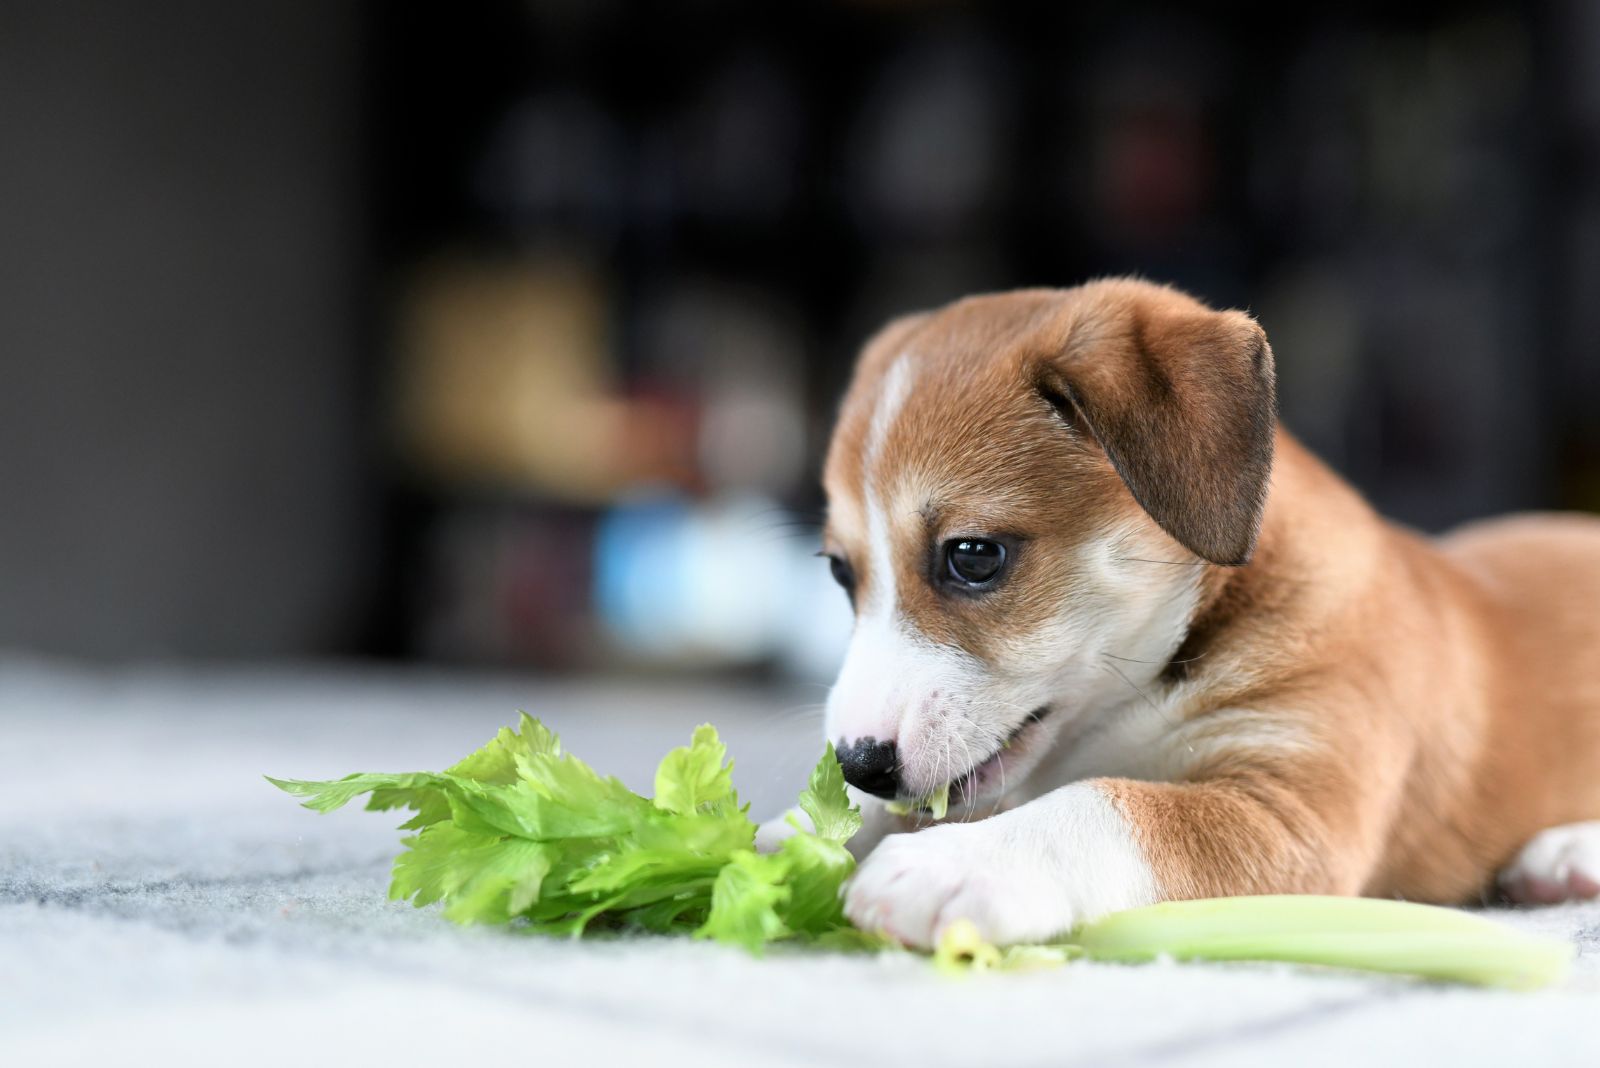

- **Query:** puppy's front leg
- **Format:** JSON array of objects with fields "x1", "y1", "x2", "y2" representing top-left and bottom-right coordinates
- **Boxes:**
[
  {"x1": 843, "y1": 782, "x2": 1154, "y2": 947},
  {"x1": 844, "y1": 771, "x2": 1355, "y2": 948}
]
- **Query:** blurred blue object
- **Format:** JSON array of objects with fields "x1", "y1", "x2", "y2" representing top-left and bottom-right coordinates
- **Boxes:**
[{"x1": 594, "y1": 494, "x2": 851, "y2": 679}]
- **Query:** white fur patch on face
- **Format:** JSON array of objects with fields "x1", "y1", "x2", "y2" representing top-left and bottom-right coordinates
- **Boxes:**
[
  {"x1": 826, "y1": 351, "x2": 929, "y2": 749},
  {"x1": 861, "y1": 352, "x2": 915, "y2": 617},
  {"x1": 843, "y1": 780, "x2": 1157, "y2": 948},
  {"x1": 866, "y1": 352, "x2": 915, "y2": 466}
]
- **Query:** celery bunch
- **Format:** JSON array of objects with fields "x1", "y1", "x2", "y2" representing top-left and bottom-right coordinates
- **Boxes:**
[{"x1": 270, "y1": 716, "x2": 860, "y2": 948}]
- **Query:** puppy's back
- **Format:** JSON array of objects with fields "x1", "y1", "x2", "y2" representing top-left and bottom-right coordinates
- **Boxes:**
[{"x1": 1440, "y1": 512, "x2": 1600, "y2": 834}]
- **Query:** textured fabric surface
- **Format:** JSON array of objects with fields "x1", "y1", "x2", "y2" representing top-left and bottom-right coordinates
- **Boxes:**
[{"x1": 3, "y1": 660, "x2": 1598, "y2": 1067}]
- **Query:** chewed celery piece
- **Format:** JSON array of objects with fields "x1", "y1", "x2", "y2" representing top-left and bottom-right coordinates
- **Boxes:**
[
  {"x1": 884, "y1": 782, "x2": 951, "y2": 820},
  {"x1": 1072, "y1": 895, "x2": 1573, "y2": 990},
  {"x1": 935, "y1": 924, "x2": 1076, "y2": 974},
  {"x1": 934, "y1": 919, "x2": 1002, "y2": 974}
]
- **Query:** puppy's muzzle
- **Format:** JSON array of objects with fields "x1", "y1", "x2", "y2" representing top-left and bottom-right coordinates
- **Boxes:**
[{"x1": 835, "y1": 737, "x2": 899, "y2": 798}]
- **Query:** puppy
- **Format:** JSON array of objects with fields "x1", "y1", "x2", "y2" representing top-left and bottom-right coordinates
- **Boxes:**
[{"x1": 807, "y1": 278, "x2": 1600, "y2": 949}]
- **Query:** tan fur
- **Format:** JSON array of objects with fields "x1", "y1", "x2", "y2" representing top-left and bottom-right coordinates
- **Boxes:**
[{"x1": 824, "y1": 278, "x2": 1600, "y2": 906}]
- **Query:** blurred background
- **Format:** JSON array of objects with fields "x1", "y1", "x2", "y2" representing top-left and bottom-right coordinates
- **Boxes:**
[{"x1": 4, "y1": 0, "x2": 1599, "y2": 679}]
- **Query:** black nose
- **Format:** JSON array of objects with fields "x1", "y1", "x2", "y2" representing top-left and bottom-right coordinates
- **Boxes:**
[{"x1": 835, "y1": 737, "x2": 899, "y2": 798}]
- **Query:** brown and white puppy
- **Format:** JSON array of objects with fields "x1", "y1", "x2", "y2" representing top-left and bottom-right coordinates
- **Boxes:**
[{"x1": 811, "y1": 278, "x2": 1600, "y2": 949}]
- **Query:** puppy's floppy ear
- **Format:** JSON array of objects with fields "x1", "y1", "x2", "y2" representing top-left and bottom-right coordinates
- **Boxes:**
[{"x1": 1031, "y1": 283, "x2": 1277, "y2": 567}]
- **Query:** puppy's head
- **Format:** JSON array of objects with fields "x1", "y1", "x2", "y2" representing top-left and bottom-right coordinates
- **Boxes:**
[{"x1": 820, "y1": 279, "x2": 1275, "y2": 809}]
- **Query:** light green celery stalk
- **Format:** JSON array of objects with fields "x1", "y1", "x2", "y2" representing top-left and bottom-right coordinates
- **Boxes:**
[
  {"x1": 935, "y1": 895, "x2": 1572, "y2": 989},
  {"x1": 1072, "y1": 895, "x2": 1572, "y2": 990}
]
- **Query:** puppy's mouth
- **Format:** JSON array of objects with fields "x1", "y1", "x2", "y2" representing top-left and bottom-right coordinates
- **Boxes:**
[{"x1": 898, "y1": 705, "x2": 1055, "y2": 813}]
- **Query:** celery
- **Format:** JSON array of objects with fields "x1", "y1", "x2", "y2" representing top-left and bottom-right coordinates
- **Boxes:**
[
  {"x1": 885, "y1": 782, "x2": 951, "y2": 820},
  {"x1": 1072, "y1": 895, "x2": 1572, "y2": 989},
  {"x1": 935, "y1": 895, "x2": 1573, "y2": 989}
]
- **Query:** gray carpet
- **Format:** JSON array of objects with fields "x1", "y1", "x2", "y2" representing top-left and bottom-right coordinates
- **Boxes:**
[{"x1": 4, "y1": 660, "x2": 1598, "y2": 1067}]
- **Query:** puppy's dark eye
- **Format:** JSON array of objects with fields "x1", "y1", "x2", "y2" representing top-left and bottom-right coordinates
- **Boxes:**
[
  {"x1": 825, "y1": 554, "x2": 855, "y2": 594},
  {"x1": 945, "y1": 539, "x2": 1006, "y2": 586}
]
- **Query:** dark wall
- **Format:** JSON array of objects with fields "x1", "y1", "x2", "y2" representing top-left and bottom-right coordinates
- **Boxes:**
[{"x1": 0, "y1": 3, "x2": 374, "y2": 657}]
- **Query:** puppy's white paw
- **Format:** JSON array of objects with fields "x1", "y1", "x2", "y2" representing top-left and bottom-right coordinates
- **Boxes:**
[
  {"x1": 842, "y1": 821, "x2": 1074, "y2": 949},
  {"x1": 1499, "y1": 821, "x2": 1600, "y2": 904}
]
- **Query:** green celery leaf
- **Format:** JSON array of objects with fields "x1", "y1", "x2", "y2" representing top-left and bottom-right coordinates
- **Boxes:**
[
  {"x1": 481, "y1": 773, "x2": 648, "y2": 841},
  {"x1": 565, "y1": 844, "x2": 722, "y2": 899},
  {"x1": 366, "y1": 785, "x2": 454, "y2": 831},
  {"x1": 622, "y1": 894, "x2": 711, "y2": 933},
  {"x1": 773, "y1": 831, "x2": 855, "y2": 935},
  {"x1": 511, "y1": 746, "x2": 611, "y2": 801},
  {"x1": 795, "y1": 742, "x2": 862, "y2": 844},
  {"x1": 653, "y1": 724, "x2": 738, "y2": 816},
  {"x1": 389, "y1": 822, "x2": 503, "y2": 907},
  {"x1": 446, "y1": 712, "x2": 560, "y2": 785},
  {"x1": 507, "y1": 747, "x2": 650, "y2": 833},
  {"x1": 629, "y1": 806, "x2": 756, "y2": 859},
  {"x1": 443, "y1": 838, "x2": 557, "y2": 924},
  {"x1": 697, "y1": 850, "x2": 793, "y2": 951},
  {"x1": 389, "y1": 822, "x2": 557, "y2": 924},
  {"x1": 267, "y1": 772, "x2": 452, "y2": 816}
]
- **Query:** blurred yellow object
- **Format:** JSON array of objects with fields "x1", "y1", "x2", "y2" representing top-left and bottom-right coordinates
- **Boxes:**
[{"x1": 393, "y1": 255, "x2": 695, "y2": 501}]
